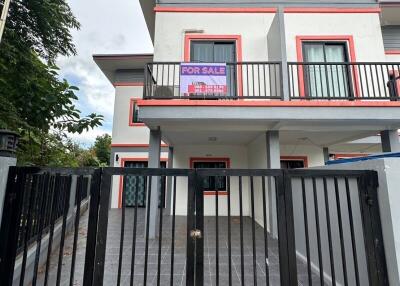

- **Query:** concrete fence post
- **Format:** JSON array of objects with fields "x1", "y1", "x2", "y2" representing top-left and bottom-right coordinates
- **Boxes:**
[{"x1": 0, "y1": 130, "x2": 19, "y2": 226}]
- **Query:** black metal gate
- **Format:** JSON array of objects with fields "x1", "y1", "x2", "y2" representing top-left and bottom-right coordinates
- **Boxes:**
[{"x1": 0, "y1": 167, "x2": 389, "y2": 286}]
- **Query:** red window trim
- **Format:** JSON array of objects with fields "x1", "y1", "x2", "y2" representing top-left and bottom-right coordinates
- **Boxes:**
[
  {"x1": 118, "y1": 157, "x2": 168, "y2": 208},
  {"x1": 184, "y1": 34, "x2": 243, "y2": 97},
  {"x1": 296, "y1": 35, "x2": 360, "y2": 98},
  {"x1": 280, "y1": 156, "x2": 309, "y2": 167},
  {"x1": 190, "y1": 157, "x2": 230, "y2": 195},
  {"x1": 129, "y1": 99, "x2": 146, "y2": 126}
]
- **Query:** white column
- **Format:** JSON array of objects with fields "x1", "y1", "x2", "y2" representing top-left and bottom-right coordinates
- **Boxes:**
[
  {"x1": 0, "y1": 156, "x2": 17, "y2": 225},
  {"x1": 381, "y1": 130, "x2": 400, "y2": 153},
  {"x1": 266, "y1": 130, "x2": 280, "y2": 238},
  {"x1": 146, "y1": 128, "x2": 161, "y2": 239}
]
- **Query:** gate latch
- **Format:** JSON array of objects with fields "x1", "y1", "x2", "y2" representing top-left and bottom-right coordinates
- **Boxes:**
[{"x1": 190, "y1": 229, "x2": 202, "y2": 240}]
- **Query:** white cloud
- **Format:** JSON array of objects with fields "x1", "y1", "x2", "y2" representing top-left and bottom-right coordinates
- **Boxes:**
[
  {"x1": 68, "y1": 127, "x2": 111, "y2": 147},
  {"x1": 57, "y1": 0, "x2": 153, "y2": 145}
]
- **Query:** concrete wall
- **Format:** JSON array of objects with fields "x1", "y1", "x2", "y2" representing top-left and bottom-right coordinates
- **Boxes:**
[{"x1": 320, "y1": 158, "x2": 400, "y2": 286}]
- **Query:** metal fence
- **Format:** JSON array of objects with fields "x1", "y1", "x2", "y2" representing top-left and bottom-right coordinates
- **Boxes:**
[
  {"x1": 143, "y1": 62, "x2": 283, "y2": 100},
  {"x1": 143, "y1": 62, "x2": 400, "y2": 101},
  {"x1": 0, "y1": 167, "x2": 389, "y2": 286}
]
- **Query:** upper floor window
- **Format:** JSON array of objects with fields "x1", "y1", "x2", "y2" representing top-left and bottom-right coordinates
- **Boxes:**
[
  {"x1": 191, "y1": 41, "x2": 237, "y2": 97},
  {"x1": 303, "y1": 42, "x2": 351, "y2": 98},
  {"x1": 130, "y1": 100, "x2": 143, "y2": 125}
]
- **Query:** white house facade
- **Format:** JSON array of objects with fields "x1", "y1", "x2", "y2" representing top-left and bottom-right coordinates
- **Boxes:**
[{"x1": 94, "y1": 0, "x2": 400, "y2": 236}]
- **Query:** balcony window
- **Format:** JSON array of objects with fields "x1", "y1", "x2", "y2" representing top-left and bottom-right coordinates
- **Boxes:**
[
  {"x1": 303, "y1": 42, "x2": 351, "y2": 98},
  {"x1": 191, "y1": 41, "x2": 237, "y2": 97},
  {"x1": 130, "y1": 100, "x2": 142, "y2": 124}
]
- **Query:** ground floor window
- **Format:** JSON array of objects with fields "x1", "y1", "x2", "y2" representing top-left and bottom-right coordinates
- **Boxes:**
[
  {"x1": 280, "y1": 156, "x2": 308, "y2": 169},
  {"x1": 191, "y1": 158, "x2": 230, "y2": 195},
  {"x1": 122, "y1": 161, "x2": 166, "y2": 207}
]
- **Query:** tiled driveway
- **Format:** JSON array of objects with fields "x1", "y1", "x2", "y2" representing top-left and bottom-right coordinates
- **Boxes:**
[{"x1": 35, "y1": 209, "x2": 323, "y2": 286}]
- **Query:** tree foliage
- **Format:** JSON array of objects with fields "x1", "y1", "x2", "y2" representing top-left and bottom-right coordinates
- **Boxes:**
[
  {"x1": 93, "y1": 134, "x2": 112, "y2": 166},
  {"x1": 0, "y1": 0, "x2": 104, "y2": 164}
]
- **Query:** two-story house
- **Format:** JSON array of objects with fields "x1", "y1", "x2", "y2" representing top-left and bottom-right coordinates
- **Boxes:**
[{"x1": 94, "y1": 0, "x2": 400, "y2": 237}]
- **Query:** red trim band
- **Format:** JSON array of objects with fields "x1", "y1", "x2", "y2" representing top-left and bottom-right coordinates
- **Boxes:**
[
  {"x1": 155, "y1": 6, "x2": 277, "y2": 13},
  {"x1": 284, "y1": 7, "x2": 381, "y2": 13},
  {"x1": 385, "y1": 50, "x2": 400, "y2": 55},
  {"x1": 136, "y1": 99, "x2": 400, "y2": 107}
]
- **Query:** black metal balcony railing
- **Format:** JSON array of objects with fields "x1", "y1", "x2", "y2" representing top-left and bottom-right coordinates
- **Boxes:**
[
  {"x1": 143, "y1": 62, "x2": 400, "y2": 101},
  {"x1": 143, "y1": 62, "x2": 283, "y2": 100},
  {"x1": 288, "y1": 62, "x2": 400, "y2": 100}
]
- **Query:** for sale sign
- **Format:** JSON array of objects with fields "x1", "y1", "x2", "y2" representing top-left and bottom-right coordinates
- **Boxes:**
[{"x1": 180, "y1": 63, "x2": 227, "y2": 95}]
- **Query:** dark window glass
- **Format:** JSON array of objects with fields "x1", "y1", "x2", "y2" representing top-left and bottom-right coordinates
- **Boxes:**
[
  {"x1": 280, "y1": 160, "x2": 305, "y2": 169},
  {"x1": 132, "y1": 101, "x2": 142, "y2": 123},
  {"x1": 193, "y1": 161, "x2": 227, "y2": 192}
]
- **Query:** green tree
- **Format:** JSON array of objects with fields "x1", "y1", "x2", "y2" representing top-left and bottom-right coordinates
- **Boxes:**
[
  {"x1": 93, "y1": 134, "x2": 112, "y2": 166},
  {"x1": 0, "y1": 0, "x2": 103, "y2": 164}
]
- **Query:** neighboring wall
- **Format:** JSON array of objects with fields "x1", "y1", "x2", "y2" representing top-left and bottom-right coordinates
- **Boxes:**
[{"x1": 320, "y1": 158, "x2": 400, "y2": 286}]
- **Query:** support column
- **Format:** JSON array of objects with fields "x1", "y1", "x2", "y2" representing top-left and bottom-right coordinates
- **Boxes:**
[
  {"x1": 381, "y1": 130, "x2": 400, "y2": 152},
  {"x1": 165, "y1": 147, "x2": 174, "y2": 215},
  {"x1": 146, "y1": 128, "x2": 161, "y2": 239},
  {"x1": 266, "y1": 131, "x2": 280, "y2": 238},
  {"x1": 323, "y1": 147, "x2": 330, "y2": 165}
]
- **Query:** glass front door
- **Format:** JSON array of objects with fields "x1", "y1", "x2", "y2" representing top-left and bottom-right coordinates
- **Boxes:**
[{"x1": 303, "y1": 42, "x2": 351, "y2": 98}]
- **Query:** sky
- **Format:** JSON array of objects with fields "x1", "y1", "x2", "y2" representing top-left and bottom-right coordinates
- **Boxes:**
[{"x1": 57, "y1": 0, "x2": 153, "y2": 146}]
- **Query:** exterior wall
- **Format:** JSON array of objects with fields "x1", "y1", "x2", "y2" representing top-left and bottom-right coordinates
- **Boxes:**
[
  {"x1": 157, "y1": 0, "x2": 378, "y2": 6},
  {"x1": 284, "y1": 13, "x2": 386, "y2": 62},
  {"x1": 112, "y1": 86, "x2": 150, "y2": 145},
  {"x1": 386, "y1": 53, "x2": 400, "y2": 62},
  {"x1": 153, "y1": 12, "x2": 276, "y2": 62}
]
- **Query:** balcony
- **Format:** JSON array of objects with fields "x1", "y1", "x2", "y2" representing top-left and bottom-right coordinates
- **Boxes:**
[{"x1": 143, "y1": 62, "x2": 400, "y2": 101}]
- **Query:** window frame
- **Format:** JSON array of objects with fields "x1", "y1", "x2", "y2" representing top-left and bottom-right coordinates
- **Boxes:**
[
  {"x1": 129, "y1": 99, "x2": 145, "y2": 126},
  {"x1": 190, "y1": 157, "x2": 230, "y2": 195}
]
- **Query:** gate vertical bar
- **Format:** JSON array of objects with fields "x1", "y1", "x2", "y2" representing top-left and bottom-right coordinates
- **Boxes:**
[
  {"x1": 83, "y1": 168, "x2": 102, "y2": 286},
  {"x1": 92, "y1": 169, "x2": 112, "y2": 286},
  {"x1": 195, "y1": 171, "x2": 204, "y2": 286},
  {"x1": 0, "y1": 167, "x2": 24, "y2": 285},
  {"x1": 186, "y1": 171, "x2": 196, "y2": 285},
  {"x1": 358, "y1": 171, "x2": 389, "y2": 286},
  {"x1": 276, "y1": 172, "x2": 298, "y2": 286}
]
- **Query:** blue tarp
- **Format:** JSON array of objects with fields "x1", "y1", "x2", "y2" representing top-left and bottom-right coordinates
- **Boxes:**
[{"x1": 326, "y1": 152, "x2": 400, "y2": 165}]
